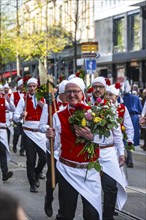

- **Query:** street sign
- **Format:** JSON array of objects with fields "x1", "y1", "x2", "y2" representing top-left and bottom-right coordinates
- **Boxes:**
[
  {"x1": 85, "y1": 59, "x2": 96, "y2": 71},
  {"x1": 81, "y1": 42, "x2": 98, "y2": 53}
]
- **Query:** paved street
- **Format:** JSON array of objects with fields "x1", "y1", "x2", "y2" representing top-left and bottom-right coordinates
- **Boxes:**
[{"x1": 0, "y1": 140, "x2": 146, "y2": 220}]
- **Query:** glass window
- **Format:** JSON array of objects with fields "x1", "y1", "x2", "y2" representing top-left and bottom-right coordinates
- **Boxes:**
[
  {"x1": 113, "y1": 17, "x2": 125, "y2": 53},
  {"x1": 128, "y1": 13, "x2": 140, "y2": 51}
]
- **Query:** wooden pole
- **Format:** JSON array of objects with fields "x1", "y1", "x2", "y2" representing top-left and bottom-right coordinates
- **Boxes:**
[{"x1": 47, "y1": 80, "x2": 56, "y2": 189}]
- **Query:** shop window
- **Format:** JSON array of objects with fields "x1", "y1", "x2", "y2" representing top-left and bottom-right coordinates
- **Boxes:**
[
  {"x1": 113, "y1": 17, "x2": 125, "y2": 53},
  {"x1": 128, "y1": 13, "x2": 140, "y2": 51}
]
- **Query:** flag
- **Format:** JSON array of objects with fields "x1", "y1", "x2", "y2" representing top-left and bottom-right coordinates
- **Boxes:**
[{"x1": 38, "y1": 59, "x2": 48, "y2": 86}]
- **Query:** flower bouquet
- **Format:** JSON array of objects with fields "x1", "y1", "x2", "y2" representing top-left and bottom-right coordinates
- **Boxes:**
[
  {"x1": 69, "y1": 100, "x2": 121, "y2": 173},
  {"x1": 69, "y1": 103, "x2": 101, "y2": 173},
  {"x1": 92, "y1": 98, "x2": 121, "y2": 138}
]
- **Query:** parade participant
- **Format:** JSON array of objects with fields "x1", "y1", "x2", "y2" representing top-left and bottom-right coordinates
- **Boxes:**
[
  {"x1": 118, "y1": 79, "x2": 142, "y2": 167},
  {"x1": 10, "y1": 78, "x2": 25, "y2": 156},
  {"x1": 13, "y1": 78, "x2": 47, "y2": 193},
  {"x1": 0, "y1": 85, "x2": 14, "y2": 181},
  {"x1": 46, "y1": 77, "x2": 102, "y2": 220},
  {"x1": 39, "y1": 80, "x2": 68, "y2": 218},
  {"x1": 91, "y1": 76, "x2": 127, "y2": 220},
  {"x1": 106, "y1": 83, "x2": 134, "y2": 149},
  {"x1": 3, "y1": 83, "x2": 12, "y2": 144}
]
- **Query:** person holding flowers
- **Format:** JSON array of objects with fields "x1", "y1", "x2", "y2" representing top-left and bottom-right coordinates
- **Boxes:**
[
  {"x1": 46, "y1": 77, "x2": 102, "y2": 220},
  {"x1": 106, "y1": 82, "x2": 135, "y2": 168},
  {"x1": 91, "y1": 76, "x2": 127, "y2": 220}
]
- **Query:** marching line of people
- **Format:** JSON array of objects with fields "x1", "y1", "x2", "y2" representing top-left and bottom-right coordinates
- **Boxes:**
[{"x1": 0, "y1": 74, "x2": 146, "y2": 220}]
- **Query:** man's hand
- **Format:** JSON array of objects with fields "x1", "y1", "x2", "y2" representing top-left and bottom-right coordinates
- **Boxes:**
[
  {"x1": 74, "y1": 125, "x2": 94, "y2": 141},
  {"x1": 139, "y1": 116, "x2": 146, "y2": 126},
  {"x1": 46, "y1": 128, "x2": 55, "y2": 139},
  {"x1": 119, "y1": 155, "x2": 125, "y2": 167}
]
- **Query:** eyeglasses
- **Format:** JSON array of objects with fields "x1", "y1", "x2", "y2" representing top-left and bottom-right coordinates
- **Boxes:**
[
  {"x1": 65, "y1": 90, "x2": 82, "y2": 95},
  {"x1": 92, "y1": 85, "x2": 105, "y2": 90}
]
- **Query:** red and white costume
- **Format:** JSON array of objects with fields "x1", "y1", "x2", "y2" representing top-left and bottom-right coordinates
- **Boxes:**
[
  {"x1": 0, "y1": 97, "x2": 15, "y2": 159},
  {"x1": 50, "y1": 105, "x2": 102, "y2": 219}
]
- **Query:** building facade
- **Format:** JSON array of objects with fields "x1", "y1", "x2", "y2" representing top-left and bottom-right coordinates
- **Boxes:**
[{"x1": 94, "y1": 0, "x2": 146, "y2": 87}]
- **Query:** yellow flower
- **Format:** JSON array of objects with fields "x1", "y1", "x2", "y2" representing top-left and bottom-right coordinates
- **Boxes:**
[
  {"x1": 94, "y1": 117, "x2": 102, "y2": 123},
  {"x1": 92, "y1": 112, "x2": 95, "y2": 116},
  {"x1": 121, "y1": 125, "x2": 126, "y2": 131},
  {"x1": 81, "y1": 118, "x2": 87, "y2": 127}
]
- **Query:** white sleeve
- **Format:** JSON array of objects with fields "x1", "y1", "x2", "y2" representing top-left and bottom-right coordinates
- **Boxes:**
[
  {"x1": 112, "y1": 125, "x2": 125, "y2": 156},
  {"x1": 123, "y1": 106, "x2": 134, "y2": 143},
  {"x1": 5, "y1": 100, "x2": 15, "y2": 112},
  {"x1": 13, "y1": 98, "x2": 25, "y2": 122},
  {"x1": 142, "y1": 101, "x2": 146, "y2": 117},
  {"x1": 53, "y1": 113, "x2": 61, "y2": 151},
  {"x1": 39, "y1": 104, "x2": 50, "y2": 132}
]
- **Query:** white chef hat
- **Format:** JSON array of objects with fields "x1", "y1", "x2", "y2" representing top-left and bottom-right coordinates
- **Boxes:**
[
  {"x1": 3, "y1": 83, "x2": 9, "y2": 88},
  {"x1": 65, "y1": 77, "x2": 86, "y2": 93},
  {"x1": 68, "y1": 74, "x2": 76, "y2": 80},
  {"x1": 17, "y1": 79, "x2": 23, "y2": 87},
  {"x1": 59, "y1": 80, "x2": 68, "y2": 94},
  {"x1": 106, "y1": 83, "x2": 121, "y2": 96},
  {"x1": 27, "y1": 78, "x2": 38, "y2": 85},
  {"x1": 0, "y1": 84, "x2": 3, "y2": 90},
  {"x1": 92, "y1": 76, "x2": 107, "y2": 88}
]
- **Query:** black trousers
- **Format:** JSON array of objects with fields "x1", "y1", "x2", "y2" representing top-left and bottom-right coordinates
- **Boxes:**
[
  {"x1": 58, "y1": 171, "x2": 100, "y2": 220},
  {"x1": 46, "y1": 152, "x2": 59, "y2": 203},
  {"x1": 13, "y1": 122, "x2": 24, "y2": 151},
  {"x1": 22, "y1": 132, "x2": 46, "y2": 187},
  {"x1": 101, "y1": 172, "x2": 118, "y2": 220},
  {"x1": 0, "y1": 141, "x2": 8, "y2": 176}
]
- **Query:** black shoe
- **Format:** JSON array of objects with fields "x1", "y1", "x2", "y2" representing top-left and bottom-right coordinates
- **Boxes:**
[
  {"x1": 127, "y1": 163, "x2": 134, "y2": 168},
  {"x1": 39, "y1": 173, "x2": 45, "y2": 179},
  {"x1": 35, "y1": 179, "x2": 40, "y2": 188},
  {"x1": 19, "y1": 149, "x2": 25, "y2": 156},
  {"x1": 55, "y1": 213, "x2": 64, "y2": 220},
  {"x1": 13, "y1": 146, "x2": 17, "y2": 153},
  {"x1": 114, "y1": 211, "x2": 118, "y2": 216},
  {"x1": 30, "y1": 186, "x2": 38, "y2": 193},
  {"x1": 44, "y1": 196, "x2": 53, "y2": 217},
  {"x1": 2, "y1": 171, "x2": 13, "y2": 181}
]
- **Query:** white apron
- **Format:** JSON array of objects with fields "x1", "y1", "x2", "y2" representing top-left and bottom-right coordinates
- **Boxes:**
[
  {"x1": 57, "y1": 161, "x2": 102, "y2": 220},
  {"x1": 99, "y1": 147, "x2": 127, "y2": 210},
  {"x1": 22, "y1": 121, "x2": 47, "y2": 153},
  {"x1": 0, "y1": 123, "x2": 10, "y2": 161}
]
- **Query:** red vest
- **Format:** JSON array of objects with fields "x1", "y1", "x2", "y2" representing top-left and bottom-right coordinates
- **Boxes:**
[
  {"x1": 13, "y1": 91, "x2": 21, "y2": 107},
  {"x1": 117, "y1": 104, "x2": 125, "y2": 119},
  {"x1": 0, "y1": 98, "x2": 6, "y2": 123},
  {"x1": 58, "y1": 107, "x2": 99, "y2": 163},
  {"x1": 117, "y1": 104, "x2": 125, "y2": 127},
  {"x1": 25, "y1": 96, "x2": 44, "y2": 121}
]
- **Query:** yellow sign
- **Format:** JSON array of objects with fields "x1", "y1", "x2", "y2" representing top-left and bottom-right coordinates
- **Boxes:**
[{"x1": 81, "y1": 42, "x2": 98, "y2": 52}]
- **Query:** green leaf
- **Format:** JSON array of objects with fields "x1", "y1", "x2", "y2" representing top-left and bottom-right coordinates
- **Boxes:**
[
  {"x1": 94, "y1": 162, "x2": 102, "y2": 172},
  {"x1": 87, "y1": 162, "x2": 95, "y2": 170}
]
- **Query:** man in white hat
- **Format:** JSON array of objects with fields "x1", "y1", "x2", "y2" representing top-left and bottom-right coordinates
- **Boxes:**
[
  {"x1": 10, "y1": 79, "x2": 25, "y2": 155},
  {"x1": 39, "y1": 79, "x2": 68, "y2": 218},
  {"x1": 46, "y1": 77, "x2": 102, "y2": 220},
  {"x1": 106, "y1": 83, "x2": 135, "y2": 167},
  {"x1": 91, "y1": 77, "x2": 127, "y2": 220},
  {"x1": 0, "y1": 85, "x2": 15, "y2": 181},
  {"x1": 13, "y1": 78, "x2": 47, "y2": 193}
]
